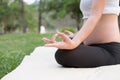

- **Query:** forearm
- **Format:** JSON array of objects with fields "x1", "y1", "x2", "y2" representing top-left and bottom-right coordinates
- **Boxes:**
[{"x1": 72, "y1": 15, "x2": 101, "y2": 47}]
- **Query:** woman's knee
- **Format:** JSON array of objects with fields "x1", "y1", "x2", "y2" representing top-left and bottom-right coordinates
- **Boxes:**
[{"x1": 55, "y1": 49, "x2": 72, "y2": 66}]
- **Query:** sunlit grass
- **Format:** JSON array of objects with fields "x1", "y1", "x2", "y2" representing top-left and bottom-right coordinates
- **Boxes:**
[{"x1": 0, "y1": 33, "x2": 53, "y2": 79}]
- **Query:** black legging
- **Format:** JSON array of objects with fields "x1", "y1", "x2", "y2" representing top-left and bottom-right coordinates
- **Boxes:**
[{"x1": 55, "y1": 42, "x2": 120, "y2": 68}]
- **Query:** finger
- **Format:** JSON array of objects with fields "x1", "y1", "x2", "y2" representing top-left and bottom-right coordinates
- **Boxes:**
[
  {"x1": 51, "y1": 33, "x2": 58, "y2": 41},
  {"x1": 42, "y1": 38, "x2": 54, "y2": 43},
  {"x1": 42, "y1": 38, "x2": 51, "y2": 43},
  {"x1": 64, "y1": 30, "x2": 74, "y2": 38},
  {"x1": 44, "y1": 43, "x2": 58, "y2": 48},
  {"x1": 64, "y1": 30, "x2": 74, "y2": 35},
  {"x1": 57, "y1": 32, "x2": 71, "y2": 42},
  {"x1": 44, "y1": 42, "x2": 64, "y2": 49}
]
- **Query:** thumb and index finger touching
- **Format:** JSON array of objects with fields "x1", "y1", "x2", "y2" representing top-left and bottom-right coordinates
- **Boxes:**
[{"x1": 42, "y1": 32, "x2": 71, "y2": 44}]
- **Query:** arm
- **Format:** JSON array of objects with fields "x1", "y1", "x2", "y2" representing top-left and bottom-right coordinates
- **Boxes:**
[
  {"x1": 72, "y1": 0, "x2": 107, "y2": 47},
  {"x1": 43, "y1": 0, "x2": 107, "y2": 49}
]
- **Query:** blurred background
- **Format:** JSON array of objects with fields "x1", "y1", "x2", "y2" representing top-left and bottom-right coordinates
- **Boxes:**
[
  {"x1": 0, "y1": 0, "x2": 83, "y2": 34},
  {"x1": 0, "y1": 0, "x2": 120, "y2": 34},
  {"x1": 0, "y1": 0, "x2": 120, "y2": 79}
]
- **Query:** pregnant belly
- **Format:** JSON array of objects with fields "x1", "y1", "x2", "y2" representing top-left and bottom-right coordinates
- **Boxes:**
[
  {"x1": 83, "y1": 32, "x2": 120, "y2": 45},
  {"x1": 83, "y1": 14, "x2": 120, "y2": 45},
  {"x1": 83, "y1": 36, "x2": 108, "y2": 45}
]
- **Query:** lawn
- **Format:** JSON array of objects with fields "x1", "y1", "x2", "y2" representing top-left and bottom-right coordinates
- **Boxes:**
[{"x1": 0, "y1": 33, "x2": 53, "y2": 79}]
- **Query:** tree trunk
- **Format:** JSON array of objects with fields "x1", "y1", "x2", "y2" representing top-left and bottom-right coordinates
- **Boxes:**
[
  {"x1": 76, "y1": 14, "x2": 81, "y2": 31},
  {"x1": 1, "y1": 20, "x2": 7, "y2": 34},
  {"x1": 38, "y1": 0, "x2": 42, "y2": 33},
  {"x1": 1, "y1": 0, "x2": 8, "y2": 34},
  {"x1": 19, "y1": 0, "x2": 28, "y2": 33}
]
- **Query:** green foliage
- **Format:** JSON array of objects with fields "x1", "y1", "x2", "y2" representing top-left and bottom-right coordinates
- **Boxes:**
[
  {"x1": 60, "y1": 27, "x2": 76, "y2": 33},
  {"x1": 41, "y1": 0, "x2": 82, "y2": 30},
  {"x1": 0, "y1": 33, "x2": 53, "y2": 78},
  {"x1": 0, "y1": 0, "x2": 9, "y2": 20},
  {"x1": 0, "y1": 0, "x2": 83, "y2": 33},
  {"x1": 42, "y1": 0, "x2": 82, "y2": 19},
  {"x1": 24, "y1": 4, "x2": 38, "y2": 32},
  {"x1": 0, "y1": 0, "x2": 19, "y2": 20},
  {"x1": 0, "y1": 0, "x2": 39, "y2": 33},
  {"x1": 0, "y1": 0, "x2": 21, "y2": 33}
]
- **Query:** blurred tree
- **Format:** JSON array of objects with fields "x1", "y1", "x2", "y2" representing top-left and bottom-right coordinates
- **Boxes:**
[
  {"x1": 0, "y1": 0, "x2": 9, "y2": 33},
  {"x1": 6, "y1": 0, "x2": 21, "y2": 33},
  {"x1": 25, "y1": 4, "x2": 38, "y2": 33},
  {"x1": 0, "y1": 0, "x2": 21, "y2": 33},
  {"x1": 43, "y1": 0, "x2": 82, "y2": 30},
  {"x1": 0, "y1": 0, "x2": 39, "y2": 33},
  {"x1": 38, "y1": 0, "x2": 42, "y2": 33},
  {"x1": 19, "y1": 0, "x2": 28, "y2": 33}
]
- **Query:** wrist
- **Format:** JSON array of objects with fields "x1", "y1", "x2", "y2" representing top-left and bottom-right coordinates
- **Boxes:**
[{"x1": 69, "y1": 40, "x2": 79, "y2": 49}]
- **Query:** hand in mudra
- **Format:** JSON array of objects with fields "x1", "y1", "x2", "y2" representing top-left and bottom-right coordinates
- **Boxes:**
[
  {"x1": 42, "y1": 31, "x2": 76, "y2": 49},
  {"x1": 63, "y1": 30, "x2": 74, "y2": 39}
]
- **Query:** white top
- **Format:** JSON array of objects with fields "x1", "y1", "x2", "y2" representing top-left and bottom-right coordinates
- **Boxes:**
[{"x1": 80, "y1": 0, "x2": 120, "y2": 19}]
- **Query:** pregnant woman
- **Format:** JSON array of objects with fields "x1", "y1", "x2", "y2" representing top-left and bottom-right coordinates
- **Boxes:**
[{"x1": 43, "y1": 0, "x2": 120, "y2": 68}]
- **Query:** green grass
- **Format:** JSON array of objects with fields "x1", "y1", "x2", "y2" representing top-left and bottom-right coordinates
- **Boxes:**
[{"x1": 0, "y1": 33, "x2": 53, "y2": 79}]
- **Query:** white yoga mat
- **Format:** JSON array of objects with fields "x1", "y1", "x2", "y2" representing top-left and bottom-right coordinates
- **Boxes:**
[{"x1": 1, "y1": 47, "x2": 120, "y2": 80}]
